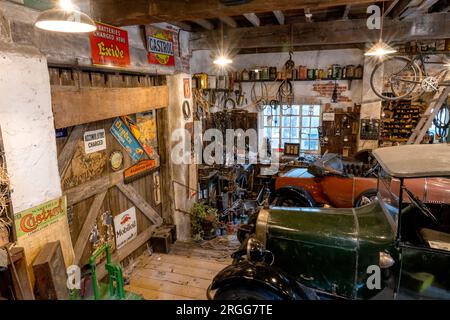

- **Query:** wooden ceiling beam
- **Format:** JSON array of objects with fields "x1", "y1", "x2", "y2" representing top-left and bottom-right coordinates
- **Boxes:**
[
  {"x1": 400, "y1": 0, "x2": 440, "y2": 19},
  {"x1": 383, "y1": 0, "x2": 400, "y2": 17},
  {"x1": 390, "y1": 0, "x2": 413, "y2": 18},
  {"x1": 219, "y1": 16, "x2": 238, "y2": 28},
  {"x1": 91, "y1": 0, "x2": 380, "y2": 26},
  {"x1": 192, "y1": 19, "x2": 215, "y2": 30},
  {"x1": 169, "y1": 21, "x2": 192, "y2": 31},
  {"x1": 243, "y1": 13, "x2": 260, "y2": 27},
  {"x1": 273, "y1": 10, "x2": 285, "y2": 25},
  {"x1": 191, "y1": 12, "x2": 450, "y2": 50}
]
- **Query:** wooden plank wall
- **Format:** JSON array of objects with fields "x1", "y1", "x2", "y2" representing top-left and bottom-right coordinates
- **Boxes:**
[{"x1": 52, "y1": 68, "x2": 168, "y2": 270}]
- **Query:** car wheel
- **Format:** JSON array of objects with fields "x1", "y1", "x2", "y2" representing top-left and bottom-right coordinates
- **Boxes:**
[
  {"x1": 271, "y1": 188, "x2": 315, "y2": 207},
  {"x1": 213, "y1": 284, "x2": 285, "y2": 300},
  {"x1": 355, "y1": 189, "x2": 378, "y2": 207}
]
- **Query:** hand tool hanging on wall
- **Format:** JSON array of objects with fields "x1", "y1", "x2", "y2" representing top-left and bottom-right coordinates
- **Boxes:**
[
  {"x1": 278, "y1": 79, "x2": 294, "y2": 109},
  {"x1": 182, "y1": 100, "x2": 191, "y2": 120},
  {"x1": 224, "y1": 97, "x2": 237, "y2": 111},
  {"x1": 331, "y1": 80, "x2": 338, "y2": 103}
]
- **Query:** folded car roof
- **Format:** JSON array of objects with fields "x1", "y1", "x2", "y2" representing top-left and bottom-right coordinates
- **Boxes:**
[{"x1": 372, "y1": 144, "x2": 450, "y2": 178}]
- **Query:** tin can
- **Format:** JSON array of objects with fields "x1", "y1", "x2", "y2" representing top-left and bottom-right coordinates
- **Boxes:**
[
  {"x1": 208, "y1": 75, "x2": 216, "y2": 89},
  {"x1": 318, "y1": 69, "x2": 325, "y2": 79},
  {"x1": 314, "y1": 69, "x2": 320, "y2": 79},
  {"x1": 254, "y1": 69, "x2": 260, "y2": 80},
  {"x1": 260, "y1": 67, "x2": 269, "y2": 80},
  {"x1": 269, "y1": 67, "x2": 277, "y2": 80},
  {"x1": 299, "y1": 66, "x2": 307, "y2": 80},
  {"x1": 217, "y1": 75, "x2": 226, "y2": 89},
  {"x1": 354, "y1": 65, "x2": 363, "y2": 79},
  {"x1": 241, "y1": 69, "x2": 250, "y2": 81},
  {"x1": 345, "y1": 65, "x2": 355, "y2": 79},
  {"x1": 277, "y1": 71, "x2": 283, "y2": 80},
  {"x1": 327, "y1": 67, "x2": 333, "y2": 79},
  {"x1": 332, "y1": 64, "x2": 341, "y2": 79}
]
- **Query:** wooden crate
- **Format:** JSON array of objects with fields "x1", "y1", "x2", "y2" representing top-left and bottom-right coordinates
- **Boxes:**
[
  {"x1": 150, "y1": 231, "x2": 172, "y2": 254},
  {"x1": 32, "y1": 241, "x2": 68, "y2": 300}
]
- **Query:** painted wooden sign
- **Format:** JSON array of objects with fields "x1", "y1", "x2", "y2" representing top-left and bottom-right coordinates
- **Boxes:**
[
  {"x1": 146, "y1": 26, "x2": 175, "y2": 67},
  {"x1": 89, "y1": 21, "x2": 130, "y2": 67},
  {"x1": 124, "y1": 159, "x2": 157, "y2": 184},
  {"x1": 110, "y1": 117, "x2": 144, "y2": 162}
]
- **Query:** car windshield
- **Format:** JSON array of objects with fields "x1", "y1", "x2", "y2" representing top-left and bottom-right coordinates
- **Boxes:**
[{"x1": 377, "y1": 168, "x2": 400, "y2": 221}]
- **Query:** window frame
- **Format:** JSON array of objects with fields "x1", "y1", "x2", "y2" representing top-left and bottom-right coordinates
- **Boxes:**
[{"x1": 260, "y1": 104, "x2": 321, "y2": 153}]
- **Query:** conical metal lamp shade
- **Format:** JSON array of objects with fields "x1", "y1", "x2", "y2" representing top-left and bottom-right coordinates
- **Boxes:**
[{"x1": 35, "y1": 8, "x2": 97, "y2": 33}]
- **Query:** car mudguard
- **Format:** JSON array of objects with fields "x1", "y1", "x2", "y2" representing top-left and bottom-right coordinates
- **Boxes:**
[
  {"x1": 207, "y1": 260, "x2": 318, "y2": 300},
  {"x1": 269, "y1": 186, "x2": 316, "y2": 207}
]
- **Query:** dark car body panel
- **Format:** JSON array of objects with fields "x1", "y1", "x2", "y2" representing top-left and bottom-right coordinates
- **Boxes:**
[{"x1": 265, "y1": 201, "x2": 396, "y2": 299}]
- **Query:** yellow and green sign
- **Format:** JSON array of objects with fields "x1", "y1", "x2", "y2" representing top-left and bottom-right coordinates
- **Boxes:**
[{"x1": 14, "y1": 196, "x2": 67, "y2": 238}]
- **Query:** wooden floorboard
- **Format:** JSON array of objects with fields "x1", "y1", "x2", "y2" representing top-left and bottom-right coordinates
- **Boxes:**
[
  {"x1": 125, "y1": 236, "x2": 239, "y2": 300},
  {"x1": 125, "y1": 285, "x2": 195, "y2": 300}
]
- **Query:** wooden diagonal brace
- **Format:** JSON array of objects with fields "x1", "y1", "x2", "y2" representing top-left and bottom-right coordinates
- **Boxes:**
[
  {"x1": 116, "y1": 182, "x2": 163, "y2": 226},
  {"x1": 58, "y1": 124, "x2": 87, "y2": 178},
  {"x1": 73, "y1": 191, "x2": 107, "y2": 265}
]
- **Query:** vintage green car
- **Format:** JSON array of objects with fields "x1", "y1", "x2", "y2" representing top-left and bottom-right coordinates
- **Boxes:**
[{"x1": 207, "y1": 144, "x2": 450, "y2": 300}]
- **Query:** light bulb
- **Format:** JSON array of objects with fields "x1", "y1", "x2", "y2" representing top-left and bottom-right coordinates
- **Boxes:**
[
  {"x1": 60, "y1": 0, "x2": 74, "y2": 11},
  {"x1": 365, "y1": 41, "x2": 397, "y2": 57},
  {"x1": 213, "y1": 56, "x2": 232, "y2": 67}
]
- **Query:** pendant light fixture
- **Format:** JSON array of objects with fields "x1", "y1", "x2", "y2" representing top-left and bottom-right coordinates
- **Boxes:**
[
  {"x1": 35, "y1": 0, "x2": 97, "y2": 33},
  {"x1": 213, "y1": 24, "x2": 232, "y2": 67},
  {"x1": 364, "y1": 2, "x2": 396, "y2": 57}
]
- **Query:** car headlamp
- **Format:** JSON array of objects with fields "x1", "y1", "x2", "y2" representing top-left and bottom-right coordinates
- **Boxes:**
[
  {"x1": 246, "y1": 238, "x2": 265, "y2": 262},
  {"x1": 379, "y1": 252, "x2": 395, "y2": 269}
]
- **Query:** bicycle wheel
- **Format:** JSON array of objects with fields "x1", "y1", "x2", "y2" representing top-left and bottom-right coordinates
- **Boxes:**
[{"x1": 370, "y1": 56, "x2": 422, "y2": 101}]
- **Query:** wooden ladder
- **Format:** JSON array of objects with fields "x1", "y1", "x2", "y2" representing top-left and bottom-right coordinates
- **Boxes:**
[{"x1": 407, "y1": 85, "x2": 450, "y2": 144}]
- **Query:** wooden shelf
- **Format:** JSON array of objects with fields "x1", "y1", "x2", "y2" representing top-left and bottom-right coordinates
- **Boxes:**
[{"x1": 237, "y1": 78, "x2": 363, "y2": 83}]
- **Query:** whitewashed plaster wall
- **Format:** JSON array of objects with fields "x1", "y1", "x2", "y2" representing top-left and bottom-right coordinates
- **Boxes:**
[
  {"x1": 191, "y1": 48, "x2": 365, "y2": 113},
  {"x1": 0, "y1": 43, "x2": 62, "y2": 213},
  {"x1": 167, "y1": 74, "x2": 196, "y2": 241}
]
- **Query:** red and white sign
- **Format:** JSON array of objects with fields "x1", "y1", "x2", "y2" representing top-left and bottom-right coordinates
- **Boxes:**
[
  {"x1": 89, "y1": 21, "x2": 130, "y2": 67},
  {"x1": 113, "y1": 207, "x2": 137, "y2": 249}
]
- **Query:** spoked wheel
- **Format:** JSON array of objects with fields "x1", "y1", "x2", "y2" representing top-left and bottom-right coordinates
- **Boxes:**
[
  {"x1": 271, "y1": 189, "x2": 315, "y2": 207},
  {"x1": 370, "y1": 56, "x2": 422, "y2": 101},
  {"x1": 355, "y1": 190, "x2": 378, "y2": 208}
]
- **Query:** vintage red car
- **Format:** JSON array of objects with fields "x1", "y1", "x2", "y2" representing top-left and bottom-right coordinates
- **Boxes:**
[{"x1": 271, "y1": 154, "x2": 450, "y2": 208}]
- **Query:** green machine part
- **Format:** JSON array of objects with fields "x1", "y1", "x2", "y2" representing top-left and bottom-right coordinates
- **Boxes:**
[{"x1": 90, "y1": 244, "x2": 125, "y2": 300}]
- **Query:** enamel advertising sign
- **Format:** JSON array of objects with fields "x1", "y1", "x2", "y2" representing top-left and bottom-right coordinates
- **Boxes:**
[
  {"x1": 84, "y1": 129, "x2": 106, "y2": 154},
  {"x1": 146, "y1": 26, "x2": 175, "y2": 67},
  {"x1": 14, "y1": 197, "x2": 67, "y2": 239},
  {"x1": 113, "y1": 207, "x2": 137, "y2": 249},
  {"x1": 110, "y1": 117, "x2": 144, "y2": 162},
  {"x1": 89, "y1": 21, "x2": 130, "y2": 67}
]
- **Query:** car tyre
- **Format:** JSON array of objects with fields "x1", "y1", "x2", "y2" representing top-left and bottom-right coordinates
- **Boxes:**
[
  {"x1": 271, "y1": 188, "x2": 316, "y2": 207},
  {"x1": 354, "y1": 189, "x2": 378, "y2": 207}
]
